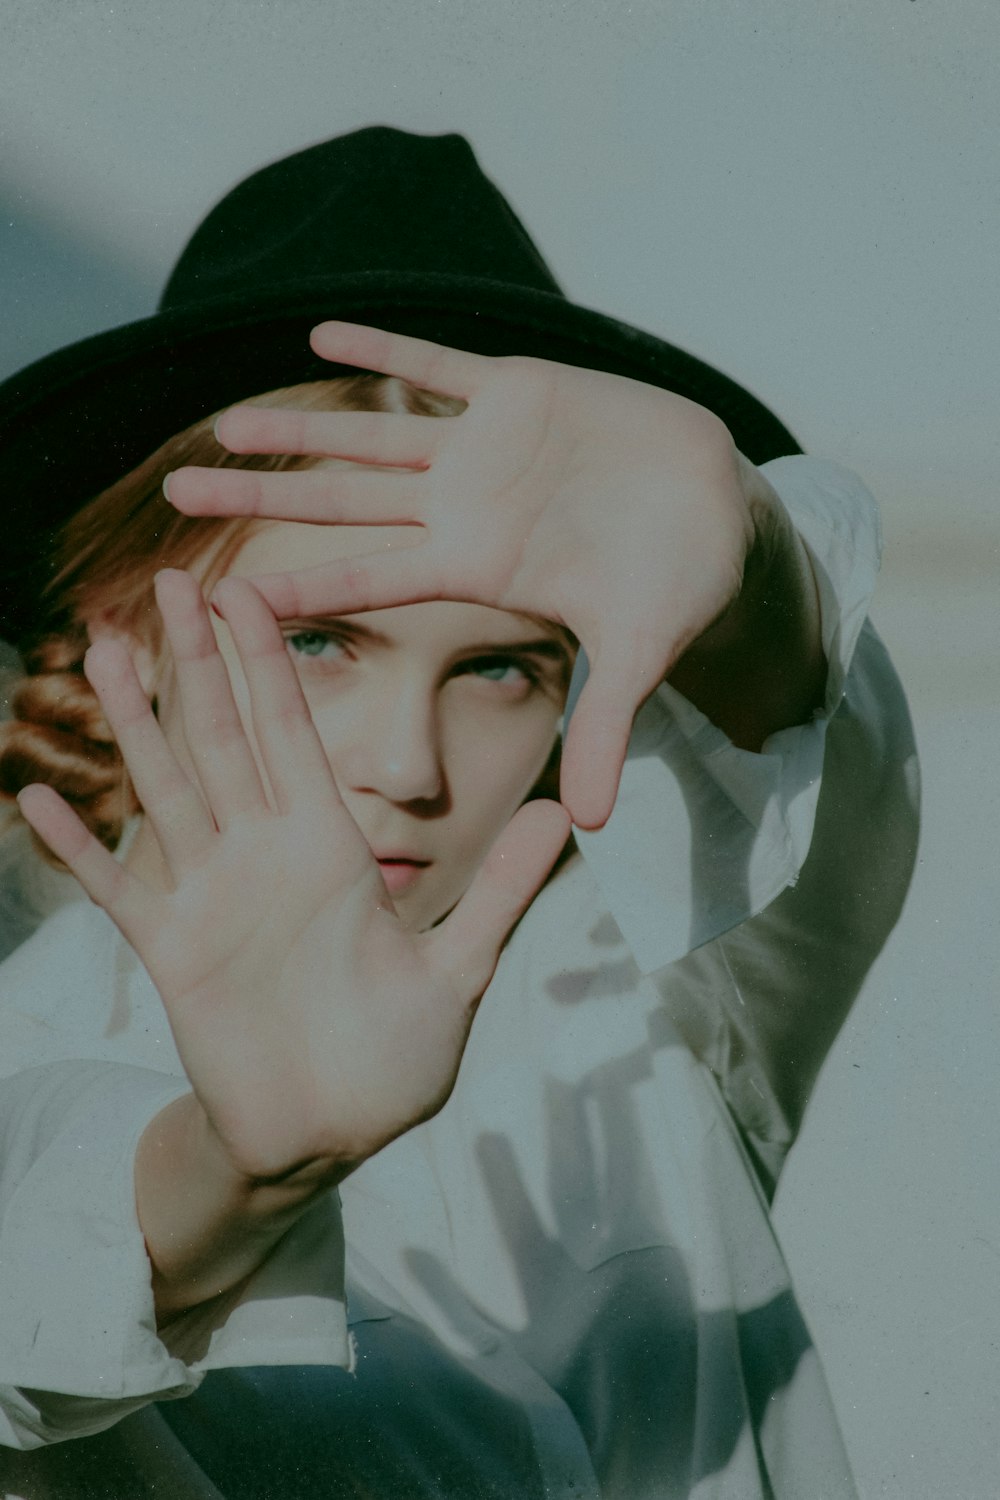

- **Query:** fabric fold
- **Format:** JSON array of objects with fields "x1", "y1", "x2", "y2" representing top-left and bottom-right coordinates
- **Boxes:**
[{"x1": 573, "y1": 456, "x2": 882, "y2": 973}]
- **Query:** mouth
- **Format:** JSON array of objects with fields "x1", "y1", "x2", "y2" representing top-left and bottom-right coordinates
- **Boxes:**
[{"x1": 374, "y1": 855, "x2": 432, "y2": 894}]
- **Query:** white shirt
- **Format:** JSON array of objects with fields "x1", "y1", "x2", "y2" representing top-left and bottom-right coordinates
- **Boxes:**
[{"x1": 0, "y1": 459, "x2": 919, "y2": 1499}]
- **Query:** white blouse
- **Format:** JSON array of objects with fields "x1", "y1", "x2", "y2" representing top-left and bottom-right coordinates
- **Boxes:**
[{"x1": 0, "y1": 458, "x2": 919, "y2": 1499}]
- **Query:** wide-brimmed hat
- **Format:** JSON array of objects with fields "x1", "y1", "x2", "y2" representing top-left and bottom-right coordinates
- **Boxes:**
[{"x1": 0, "y1": 125, "x2": 800, "y2": 645}]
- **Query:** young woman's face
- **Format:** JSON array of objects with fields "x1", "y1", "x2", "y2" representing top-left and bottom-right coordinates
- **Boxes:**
[{"x1": 152, "y1": 519, "x2": 574, "y2": 931}]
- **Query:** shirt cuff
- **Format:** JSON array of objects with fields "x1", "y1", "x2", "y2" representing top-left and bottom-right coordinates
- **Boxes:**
[
  {"x1": 0, "y1": 1061, "x2": 350, "y2": 1448},
  {"x1": 571, "y1": 456, "x2": 881, "y2": 974}
]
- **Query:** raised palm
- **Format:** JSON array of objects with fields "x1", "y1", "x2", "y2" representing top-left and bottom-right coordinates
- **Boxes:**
[
  {"x1": 166, "y1": 323, "x2": 760, "y2": 828},
  {"x1": 19, "y1": 569, "x2": 569, "y2": 1185}
]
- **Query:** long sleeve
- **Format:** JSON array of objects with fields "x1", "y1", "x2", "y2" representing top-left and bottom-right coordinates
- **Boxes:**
[
  {"x1": 573, "y1": 457, "x2": 919, "y2": 1182},
  {"x1": 0, "y1": 903, "x2": 351, "y2": 1451}
]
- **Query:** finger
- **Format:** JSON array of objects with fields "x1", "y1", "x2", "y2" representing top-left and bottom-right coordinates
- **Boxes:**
[
  {"x1": 17, "y1": 784, "x2": 151, "y2": 939},
  {"x1": 558, "y1": 658, "x2": 649, "y2": 831},
  {"x1": 424, "y1": 799, "x2": 571, "y2": 1001},
  {"x1": 154, "y1": 570, "x2": 268, "y2": 826},
  {"x1": 248, "y1": 545, "x2": 453, "y2": 620},
  {"x1": 83, "y1": 640, "x2": 216, "y2": 873},
  {"x1": 164, "y1": 464, "x2": 426, "y2": 526},
  {"x1": 309, "y1": 321, "x2": 488, "y2": 400},
  {"x1": 211, "y1": 576, "x2": 342, "y2": 813},
  {"x1": 213, "y1": 407, "x2": 444, "y2": 467}
]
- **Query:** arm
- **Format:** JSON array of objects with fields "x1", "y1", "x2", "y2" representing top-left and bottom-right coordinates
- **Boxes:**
[
  {"x1": 667, "y1": 453, "x2": 825, "y2": 750},
  {"x1": 20, "y1": 574, "x2": 567, "y2": 1318},
  {"x1": 134, "y1": 1092, "x2": 337, "y2": 1322},
  {"x1": 0, "y1": 899, "x2": 346, "y2": 1448},
  {"x1": 0, "y1": 567, "x2": 566, "y2": 1446},
  {"x1": 703, "y1": 617, "x2": 918, "y2": 1179},
  {"x1": 578, "y1": 456, "x2": 919, "y2": 1183}
]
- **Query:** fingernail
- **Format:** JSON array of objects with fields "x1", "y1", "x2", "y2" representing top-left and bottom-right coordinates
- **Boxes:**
[{"x1": 162, "y1": 472, "x2": 175, "y2": 504}]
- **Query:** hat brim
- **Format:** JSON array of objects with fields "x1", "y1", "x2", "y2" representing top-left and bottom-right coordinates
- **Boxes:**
[{"x1": 0, "y1": 271, "x2": 801, "y2": 645}]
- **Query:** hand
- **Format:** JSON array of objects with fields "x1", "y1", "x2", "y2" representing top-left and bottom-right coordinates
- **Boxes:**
[
  {"x1": 18, "y1": 570, "x2": 570, "y2": 1186},
  {"x1": 165, "y1": 323, "x2": 763, "y2": 829}
]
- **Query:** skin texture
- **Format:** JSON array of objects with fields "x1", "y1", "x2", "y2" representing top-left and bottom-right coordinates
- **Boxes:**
[
  {"x1": 127, "y1": 518, "x2": 574, "y2": 936},
  {"x1": 167, "y1": 323, "x2": 825, "y2": 827},
  {"x1": 19, "y1": 568, "x2": 571, "y2": 1317},
  {"x1": 19, "y1": 328, "x2": 824, "y2": 1320}
]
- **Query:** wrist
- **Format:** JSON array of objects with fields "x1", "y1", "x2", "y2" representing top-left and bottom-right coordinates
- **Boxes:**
[
  {"x1": 669, "y1": 462, "x2": 825, "y2": 748},
  {"x1": 135, "y1": 1093, "x2": 340, "y2": 1321}
]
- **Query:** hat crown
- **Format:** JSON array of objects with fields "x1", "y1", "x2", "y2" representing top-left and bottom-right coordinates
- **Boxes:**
[
  {"x1": 0, "y1": 125, "x2": 801, "y2": 646},
  {"x1": 161, "y1": 126, "x2": 564, "y2": 311}
]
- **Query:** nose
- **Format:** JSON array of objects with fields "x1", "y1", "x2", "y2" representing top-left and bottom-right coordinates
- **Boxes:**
[{"x1": 335, "y1": 681, "x2": 446, "y2": 809}]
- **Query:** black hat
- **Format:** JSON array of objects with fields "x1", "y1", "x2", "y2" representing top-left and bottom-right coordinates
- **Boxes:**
[{"x1": 0, "y1": 125, "x2": 800, "y2": 645}]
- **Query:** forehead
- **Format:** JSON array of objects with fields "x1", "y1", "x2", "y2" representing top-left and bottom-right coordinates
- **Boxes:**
[{"x1": 228, "y1": 519, "x2": 570, "y2": 650}]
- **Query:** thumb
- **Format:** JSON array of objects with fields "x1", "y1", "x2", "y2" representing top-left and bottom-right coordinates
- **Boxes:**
[
  {"x1": 557, "y1": 656, "x2": 646, "y2": 830},
  {"x1": 422, "y1": 799, "x2": 571, "y2": 1002}
]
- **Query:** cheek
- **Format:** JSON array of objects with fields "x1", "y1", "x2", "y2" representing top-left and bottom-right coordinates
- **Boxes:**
[{"x1": 445, "y1": 710, "x2": 560, "y2": 843}]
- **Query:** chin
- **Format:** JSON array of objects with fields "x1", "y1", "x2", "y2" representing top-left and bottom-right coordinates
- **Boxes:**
[{"x1": 389, "y1": 889, "x2": 437, "y2": 933}]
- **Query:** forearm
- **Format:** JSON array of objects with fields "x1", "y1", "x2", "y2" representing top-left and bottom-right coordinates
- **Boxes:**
[
  {"x1": 135, "y1": 1093, "x2": 343, "y2": 1323},
  {"x1": 668, "y1": 455, "x2": 825, "y2": 749}
]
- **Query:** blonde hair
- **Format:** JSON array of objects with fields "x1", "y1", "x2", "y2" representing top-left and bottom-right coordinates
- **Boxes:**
[{"x1": 0, "y1": 375, "x2": 461, "y2": 860}]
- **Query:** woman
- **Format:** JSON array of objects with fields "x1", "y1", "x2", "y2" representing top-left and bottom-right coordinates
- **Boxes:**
[{"x1": 0, "y1": 128, "x2": 918, "y2": 1498}]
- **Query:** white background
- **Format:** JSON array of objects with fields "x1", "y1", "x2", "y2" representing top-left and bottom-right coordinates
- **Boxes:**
[{"x1": 2, "y1": 3, "x2": 998, "y2": 1494}]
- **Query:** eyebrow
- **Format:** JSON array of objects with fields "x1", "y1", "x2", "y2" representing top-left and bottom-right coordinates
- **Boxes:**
[{"x1": 472, "y1": 638, "x2": 573, "y2": 664}]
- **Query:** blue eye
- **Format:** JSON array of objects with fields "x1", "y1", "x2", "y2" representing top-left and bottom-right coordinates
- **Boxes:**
[
  {"x1": 476, "y1": 661, "x2": 521, "y2": 682},
  {"x1": 465, "y1": 656, "x2": 536, "y2": 686},
  {"x1": 284, "y1": 631, "x2": 346, "y2": 662}
]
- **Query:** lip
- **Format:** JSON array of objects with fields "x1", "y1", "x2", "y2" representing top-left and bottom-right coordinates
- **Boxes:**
[{"x1": 374, "y1": 855, "x2": 431, "y2": 894}]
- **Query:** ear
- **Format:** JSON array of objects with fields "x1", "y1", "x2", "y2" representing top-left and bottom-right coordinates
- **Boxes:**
[{"x1": 85, "y1": 614, "x2": 158, "y2": 698}]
